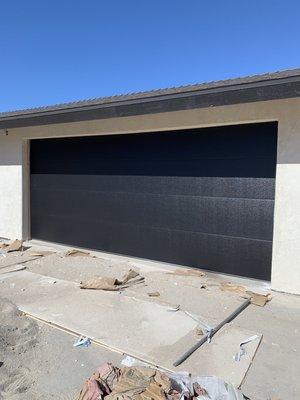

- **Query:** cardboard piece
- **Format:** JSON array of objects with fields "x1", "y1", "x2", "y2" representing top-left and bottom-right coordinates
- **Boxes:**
[
  {"x1": 220, "y1": 283, "x2": 271, "y2": 307},
  {"x1": 80, "y1": 269, "x2": 144, "y2": 291},
  {"x1": 65, "y1": 249, "x2": 93, "y2": 257},
  {"x1": 167, "y1": 268, "x2": 205, "y2": 278},
  {"x1": 0, "y1": 239, "x2": 23, "y2": 253}
]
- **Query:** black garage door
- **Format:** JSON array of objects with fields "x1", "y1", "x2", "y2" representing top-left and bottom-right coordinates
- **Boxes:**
[{"x1": 30, "y1": 122, "x2": 277, "y2": 280}]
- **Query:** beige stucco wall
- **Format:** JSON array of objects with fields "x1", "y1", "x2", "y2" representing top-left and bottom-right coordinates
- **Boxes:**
[{"x1": 0, "y1": 97, "x2": 299, "y2": 293}]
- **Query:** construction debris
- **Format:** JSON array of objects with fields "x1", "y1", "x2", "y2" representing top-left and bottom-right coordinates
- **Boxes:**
[
  {"x1": 173, "y1": 298, "x2": 251, "y2": 367},
  {"x1": 220, "y1": 283, "x2": 246, "y2": 295},
  {"x1": 80, "y1": 269, "x2": 144, "y2": 291},
  {"x1": 65, "y1": 249, "x2": 94, "y2": 257},
  {"x1": 195, "y1": 327, "x2": 204, "y2": 336},
  {"x1": 167, "y1": 268, "x2": 205, "y2": 278},
  {"x1": 220, "y1": 283, "x2": 271, "y2": 307},
  {"x1": 0, "y1": 239, "x2": 24, "y2": 253},
  {"x1": 148, "y1": 291, "x2": 160, "y2": 297},
  {"x1": 73, "y1": 336, "x2": 92, "y2": 348},
  {"x1": 243, "y1": 291, "x2": 272, "y2": 307},
  {"x1": 167, "y1": 304, "x2": 181, "y2": 312},
  {"x1": 77, "y1": 363, "x2": 120, "y2": 400},
  {"x1": 234, "y1": 334, "x2": 260, "y2": 362},
  {"x1": 77, "y1": 363, "x2": 248, "y2": 400}
]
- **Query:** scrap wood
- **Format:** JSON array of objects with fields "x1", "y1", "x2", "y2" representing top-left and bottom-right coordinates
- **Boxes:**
[
  {"x1": 0, "y1": 239, "x2": 24, "y2": 253},
  {"x1": 220, "y1": 283, "x2": 271, "y2": 307},
  {"x1": 167, "y1": 268, "x2": 205, "y2": 278},
  {"x1": 80, "y1": 269, "x2": 144, "y2": 291}
]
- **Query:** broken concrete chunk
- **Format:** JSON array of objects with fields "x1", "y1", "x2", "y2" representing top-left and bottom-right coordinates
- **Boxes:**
[
  {"x1": 167, "y1": 268, "x2": 205, "y2": 278},
  {"x1": 80, "y1": 269, "x2": 144, "y2": 291}
]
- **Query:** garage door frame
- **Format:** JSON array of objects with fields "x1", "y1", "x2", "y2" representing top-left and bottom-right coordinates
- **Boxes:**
[{"x1": 27, "y1": 121, "x2": 278, "y2": 280}]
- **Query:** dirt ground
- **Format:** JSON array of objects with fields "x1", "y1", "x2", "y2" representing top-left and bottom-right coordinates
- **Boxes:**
[
  {"x1": 0, "y1": 298, "x2": 122, "y2": 400},
  {"x1": 1, "y1": 242, "x2": 300, "y2": 399}
]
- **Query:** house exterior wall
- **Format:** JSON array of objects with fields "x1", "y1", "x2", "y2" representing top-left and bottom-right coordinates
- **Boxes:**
[{"x1": 0, "y1": 97, "x2": 299, "y2": 294}]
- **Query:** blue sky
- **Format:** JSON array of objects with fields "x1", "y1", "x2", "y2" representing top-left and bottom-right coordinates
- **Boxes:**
[{"x1": 0, "y1": 1, "x2": 299, "y2": 112}]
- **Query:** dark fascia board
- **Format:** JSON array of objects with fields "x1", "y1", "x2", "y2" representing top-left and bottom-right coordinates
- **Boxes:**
[{"x1": 0, "y1": 70, "x2": 300, "y2": 130}]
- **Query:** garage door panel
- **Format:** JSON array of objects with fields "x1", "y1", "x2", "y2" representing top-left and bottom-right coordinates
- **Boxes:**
[
  {"x1": 167, "y1": 230, "x2": 272, "y2": 280},
  {"x1": 31, "y1": 156, "x2": 275, "y2": 178},
  {"x1": 31, "y1": 124, "x2": 276, "y2": 176},
  {"x1": 32, "y1": 174, "x2": 275, "y2": 199},
  {"x1": 31, "y1": 186, "x2": 274, "y2": 241},
  {"x1": 31, "y1": 122, "x2": 277, "y2": 280},
  {"x1": 30, "y1": 214, "x2": 272, "y2": 280}
]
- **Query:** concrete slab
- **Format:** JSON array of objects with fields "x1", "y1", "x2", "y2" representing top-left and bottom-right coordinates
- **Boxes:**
[
  {"x1": 3, "y1": 241, "x2": 300, "y2": 399},
  {"x1": 0, "y1": 270, "x2": 261, "y2": 387},
  {"x1": 0, "y1": 252, "x2": 40, "y2": 269},
  {"x1": 153, "y1": 325, "x2": 261, "y2": 386},
  {"x1": 23, "y1": 251, "x2": 252, "y2": 327}
]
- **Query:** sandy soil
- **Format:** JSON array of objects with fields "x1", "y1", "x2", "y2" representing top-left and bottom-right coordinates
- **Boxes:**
[{"x1": 0, "y1": 297, "x2": 122, "y2": 400}]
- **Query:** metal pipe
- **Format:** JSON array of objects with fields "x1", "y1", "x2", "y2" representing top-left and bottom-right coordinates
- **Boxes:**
[{"x1": 173, "y1": 298, "x2": 251, "y2": 367}]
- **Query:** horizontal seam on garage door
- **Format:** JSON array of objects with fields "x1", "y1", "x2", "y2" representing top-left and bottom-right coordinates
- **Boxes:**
[
  {"x1": 31, "y1": 213, "x2": 273, "y2": 243},
  {"x1": 31, "y1": 187, "x2": 275, "y2": 201}
]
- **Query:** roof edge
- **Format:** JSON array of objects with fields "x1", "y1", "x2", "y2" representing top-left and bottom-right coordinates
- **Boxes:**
[{"x1": 0, "y1": 68, "x2": 300, "y2": 128}]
